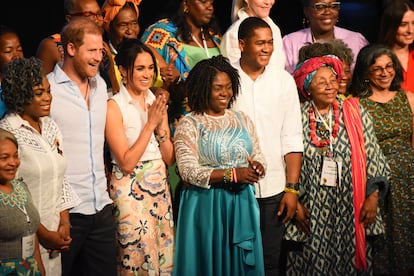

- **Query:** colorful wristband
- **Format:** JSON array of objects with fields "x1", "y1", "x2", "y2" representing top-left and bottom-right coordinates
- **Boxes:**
[
  {"x1": 284, "y1": 187, "x2": 299, "y2": 195},
  {"x1": 232, "y1": 168, "x2": 238, "y2": 183}
]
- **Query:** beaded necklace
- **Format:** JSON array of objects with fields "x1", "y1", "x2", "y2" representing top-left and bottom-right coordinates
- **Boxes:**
[{"x1": 309, "y1": 100, "x2": 339, "y2": 148}]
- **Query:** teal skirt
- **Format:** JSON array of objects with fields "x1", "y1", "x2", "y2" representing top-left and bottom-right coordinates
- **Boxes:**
[{"x1": 173, "y1": 184, "x2": 264, "y2": 276}]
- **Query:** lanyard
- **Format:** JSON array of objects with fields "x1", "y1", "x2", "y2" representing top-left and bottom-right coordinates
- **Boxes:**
[
  {"x1": 190, "y1": 28, "x2": 210, "y2": 58},
  {"x1": 17, "y1": 204, "x2": 32, "y2": 233}
]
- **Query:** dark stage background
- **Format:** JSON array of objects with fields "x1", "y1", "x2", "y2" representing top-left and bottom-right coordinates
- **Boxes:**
[{"x1": 1, "y1": 0, "x2": 385, "y2": 58}]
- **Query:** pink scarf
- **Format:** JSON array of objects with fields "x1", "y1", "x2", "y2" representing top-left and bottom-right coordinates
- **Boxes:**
[{"x1": 342, "y1": 97, "x2": 367, "y2": 270}]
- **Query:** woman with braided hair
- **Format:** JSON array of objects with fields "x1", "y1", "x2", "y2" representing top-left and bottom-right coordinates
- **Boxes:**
[{"x1": 173, "y1": 55, "x2": 266, "y2": 275}]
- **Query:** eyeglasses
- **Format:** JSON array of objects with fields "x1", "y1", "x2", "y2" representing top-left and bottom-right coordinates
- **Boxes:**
[
  {"x1": 69, "y1": 11, "x2": 104, "y2": 20},
  {"x1": 314, "y1": 78, "x2": 338, "y2": 89},
  {"x1": 311, "y1": 2, "x2": 341, "y2": 13},
  {"x1": 370, "y1": 64, "x2": 394, "y2": 75}
]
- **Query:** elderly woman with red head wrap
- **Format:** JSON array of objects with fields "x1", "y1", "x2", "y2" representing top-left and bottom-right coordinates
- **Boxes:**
[{"x1": 283, "y1": 47, "x2": 389, "y2": 275}]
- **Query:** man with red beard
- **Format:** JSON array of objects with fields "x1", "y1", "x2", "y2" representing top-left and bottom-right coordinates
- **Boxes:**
[
  {"x1": 47, "y1": 17, "x2": 117, "y2": 276},
  {"x1": 231, "y1": 17, "x2": 303, "y2": 276}
]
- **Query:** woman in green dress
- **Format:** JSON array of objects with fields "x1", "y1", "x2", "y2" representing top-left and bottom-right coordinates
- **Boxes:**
[{"x1": 351, "y1": 43, "x2": 414, "y2": 275}]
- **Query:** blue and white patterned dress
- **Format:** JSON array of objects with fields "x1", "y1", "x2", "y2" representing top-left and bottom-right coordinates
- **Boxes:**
[{"x1": 284, "y1": 99, "x2": 389, "y2": 275}]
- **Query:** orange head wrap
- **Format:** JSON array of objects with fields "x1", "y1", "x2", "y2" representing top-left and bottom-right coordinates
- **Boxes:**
[{"x1": 102, "y1": 0, "x2": 142, "y2": 32}]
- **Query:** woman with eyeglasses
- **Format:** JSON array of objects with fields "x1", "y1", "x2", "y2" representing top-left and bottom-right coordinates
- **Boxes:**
[
  {"x1": 283, "y1": 0, "x2": 368, "y2": 74},
  {"x1": 378, "y1": 0, "x2": 414, "y2": 94},
  {"x1": 286, "y1": 43, "x2": 389, "y2": 275},
  {"x1": 350, "y1": 43, "x2": 414, "y2": 276}
]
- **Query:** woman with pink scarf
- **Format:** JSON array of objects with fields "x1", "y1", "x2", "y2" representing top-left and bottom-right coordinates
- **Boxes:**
[{"x1": 284, "y1": 47, "x2": 389, "y2": 275}]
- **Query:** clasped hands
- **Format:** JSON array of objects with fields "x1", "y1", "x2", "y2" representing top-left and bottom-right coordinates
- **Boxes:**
[
  {"x1": 234, "y1": 157, "x2": 265, "y2": 184},
  {"x1": 39, "y1": 223, "x2": 72, "y2": 255}
]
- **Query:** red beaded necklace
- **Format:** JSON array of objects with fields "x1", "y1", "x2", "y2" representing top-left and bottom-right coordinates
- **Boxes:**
[{"x1": 309, "y1": 100, "x2": 340, "y2": 148}]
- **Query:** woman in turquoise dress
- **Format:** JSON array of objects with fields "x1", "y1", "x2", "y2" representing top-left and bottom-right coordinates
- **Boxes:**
[
  {"x1": 351, "y1": 43, "x2": 414, "y2": 275},
  {"x1": 173, "y1": 55, "x2": 266, "y2": 276}
]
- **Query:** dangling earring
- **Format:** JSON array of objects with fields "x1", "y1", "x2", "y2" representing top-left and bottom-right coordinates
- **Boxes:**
[
  {"x1": 302, "y1": 17, "x2": 309, "y2": 28},
  {"x1": 122, "y1": 76, "x2": 127, "y2": 85}
]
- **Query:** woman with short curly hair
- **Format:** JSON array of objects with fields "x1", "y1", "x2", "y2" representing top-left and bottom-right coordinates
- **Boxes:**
[{"x1": 0, "y1": 57, "x2": 79, "y2": 276}]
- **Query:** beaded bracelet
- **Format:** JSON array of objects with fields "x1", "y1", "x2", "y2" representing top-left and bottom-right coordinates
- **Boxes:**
[
  {"x1": 224, "y1": 168, "x2": 233, "y2": 183},
  {"x1": 284, "y1": 187, "x2": 300, "y2": 195}
]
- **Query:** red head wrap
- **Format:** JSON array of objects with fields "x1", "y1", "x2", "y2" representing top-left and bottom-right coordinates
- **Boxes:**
[{"x1": 293, "y1": 55, "x2": 343, "y2": 100}]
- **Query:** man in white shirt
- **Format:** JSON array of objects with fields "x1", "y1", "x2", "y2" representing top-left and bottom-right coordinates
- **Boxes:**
[
  {"x1": 231, "y1": 17, "x2": 303, "y2": 275},
  {"x1": 47, "y1": 17, "x2": 116, "y2": 276},
  {"x1": 220, "y1": 0, "x2": 286, "y2": 69}
]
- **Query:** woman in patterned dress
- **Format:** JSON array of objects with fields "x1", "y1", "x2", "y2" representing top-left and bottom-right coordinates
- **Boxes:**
[
  {"x1": 105, "y1": 38, "x2": 175, "y2": 275},
  {"x1": 173, "y1": 55, "x2": 266, "y2": 276},
  {"x1": 0, "y1": 129, "x2": 44, "y2": 275},
  {"x1": 351, "y1": 43, "x2": 414, "y2": 275},
  {"x1": 286, "y1": 52, "x2": 389, "y2": 275}
]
